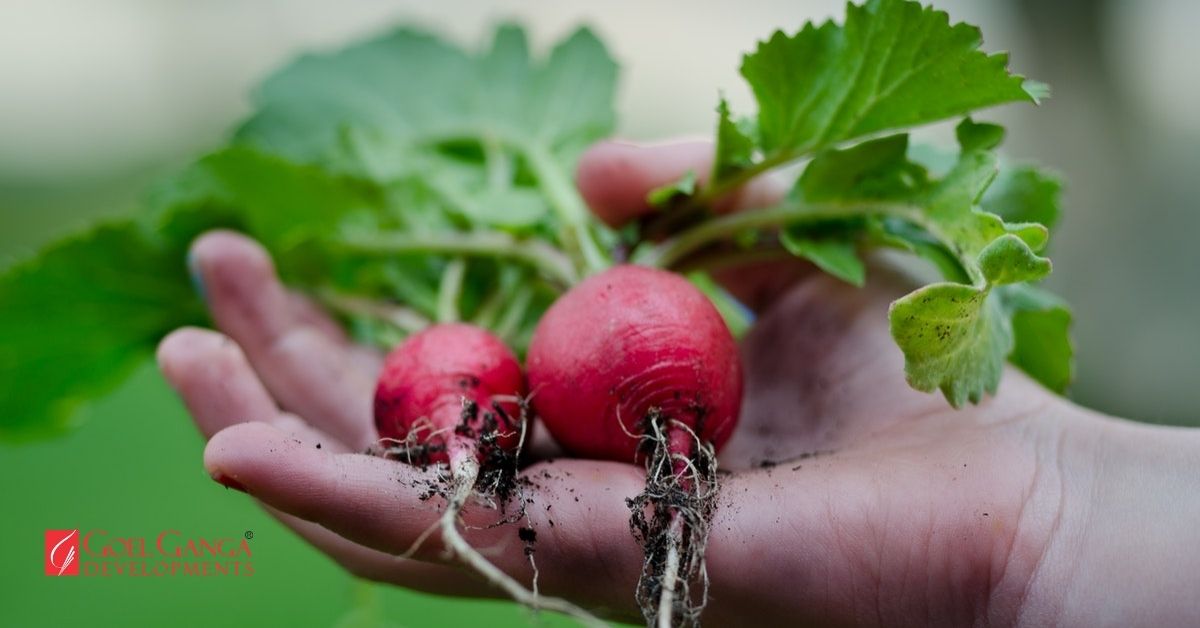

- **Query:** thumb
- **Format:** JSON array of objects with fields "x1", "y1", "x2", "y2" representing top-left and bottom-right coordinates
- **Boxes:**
[
  {"x1": 576, "y1": 139, "x2": 804, "y2": 310},
  {"x1": 576, "y1": 139, "x2": 785, "y2": 227}
]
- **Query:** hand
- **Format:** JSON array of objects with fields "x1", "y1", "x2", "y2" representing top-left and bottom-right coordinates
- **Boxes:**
[{"x1": 157, "y1": 140, "x2": 1200, "y2": 626}]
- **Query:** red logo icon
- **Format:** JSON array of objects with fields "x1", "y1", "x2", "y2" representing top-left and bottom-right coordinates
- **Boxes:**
[{"x1": 45, "y1": 529, "x2": 79, "y2": 576}]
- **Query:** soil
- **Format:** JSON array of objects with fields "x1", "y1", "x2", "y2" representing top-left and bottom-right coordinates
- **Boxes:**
[{"x1": 372, "y1": 396, "x2": 536, "y2": 534}]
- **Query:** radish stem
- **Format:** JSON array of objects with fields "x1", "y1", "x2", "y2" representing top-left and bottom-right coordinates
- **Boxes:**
[
  {"x1": 436, "y1": 258, "x2": 467, "y2": 323},
  {"x1": 523, "y1": 142, "x2": 609, "y2": 275},
  {"x1": 337, "y1": 231, "x2": 578, "y2": 287},
  {"x1": 441, "y1": 441, "x2": 607, "y2": 628},
  {"x1": 636, "y1": 201, "x2": 921, "y2": 269},
  {"x1": 316, "y1": 288, "x2": 430, "y2": 334}
]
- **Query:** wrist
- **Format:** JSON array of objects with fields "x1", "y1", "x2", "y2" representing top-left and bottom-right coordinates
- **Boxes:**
[{"x1": 1017, "y1": 406, "x2": 1200, "y2": 626}]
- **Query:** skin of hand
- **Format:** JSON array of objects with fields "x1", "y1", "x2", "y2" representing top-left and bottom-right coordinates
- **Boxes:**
[{"x1": 156, "y1": 140, "x2": 1200, "y2": 627}]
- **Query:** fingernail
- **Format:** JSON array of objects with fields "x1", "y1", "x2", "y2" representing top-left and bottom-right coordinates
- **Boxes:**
[
  {"x1": 211, "y1": 472, "x2": 248, "y2": 493},
  {"x1": 186, "y1": 250, "x2": 207, "y2": 303}
]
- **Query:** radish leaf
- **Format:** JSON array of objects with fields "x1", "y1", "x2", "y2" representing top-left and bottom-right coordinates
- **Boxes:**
[
  {"x1": 713, "y1": 0, "x2": 1042, "y2": 190},
  {"x1": 0, "y1": 222, "x2": 205, "y2": 440}
]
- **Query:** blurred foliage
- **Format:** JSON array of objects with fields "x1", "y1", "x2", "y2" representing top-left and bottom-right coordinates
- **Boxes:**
[{"x1": 0, "y1": 365, "x2": 574, "y2": 628}]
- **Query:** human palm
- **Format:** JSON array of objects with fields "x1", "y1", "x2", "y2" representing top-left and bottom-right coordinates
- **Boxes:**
[{"x1": 158, "y1": 141, "x2": 1200, "y2": 626}]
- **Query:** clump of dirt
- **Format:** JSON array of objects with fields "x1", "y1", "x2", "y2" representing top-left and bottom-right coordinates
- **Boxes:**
[{"x1": 370, "y1": 396, "x2": 535, "y2": 537}]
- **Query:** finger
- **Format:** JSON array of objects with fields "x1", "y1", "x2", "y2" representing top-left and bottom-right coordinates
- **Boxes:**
[
  {"x1": 157, "y1": 327, "x2": 354, "y2": 453},
  {"x1": 204, "y1": 421, "x2": 646, "y2": 615},
  {"x1": 575, "y1": 139, "x2": 786, "y2": 228},
  {"x1": 577, "y1": 140, "x2": 802, "y2": 311},
  {"x1": 265, "y1": 507, "x2": 489, "y2": 598},
  {"x1": 287, "y1": 291, "x2": 384, "y2": 377},
  {"x1": 157, "y1": 330, "x2": 481, "y2": 595},
  {"x1": 189, "y1": 231, "x2": 377, "y2": 450},
  {"x1": 524, "y1": 419, "x2": 567, "y2": 461}
]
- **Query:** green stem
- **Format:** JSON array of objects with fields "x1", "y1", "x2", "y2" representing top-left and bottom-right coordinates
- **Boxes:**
[
  {"x1": 482, "y1": 134, "x2": 512, "y2": 192},
  {"x1": 471, "y1": 267, "x2": 522, "y2": 330},
  {"x1": 522, "y1": 142, "x2": 609, "y2": 275},
  {"x1": 336, "y1": 231, "x2": 577, "y2": 288},
  {"x1": 636, "y1": 201, "x2": 925, "y2": 270},
  {"x1": 436, "y1": 258, "x2": 466, "y2": 323},
  {"x1": 494, "y1": 284, "x2": 534, "y2": 344},
  {"x1": 690, "y1": 152, "x2": 795, "y2": 208},
  {"x1": 406, "y1": 129, "x2": 609, "y2": 279},
  {"x1": 317, "y1": 288, "x2": 429, "y2": 334},
  {"x1": 686, "y1": 271, "x2": 753, "y2": 337}
]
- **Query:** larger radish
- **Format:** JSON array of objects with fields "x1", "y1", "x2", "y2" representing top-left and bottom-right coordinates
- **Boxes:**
[
  {"x1": 527, "y1": 265, "x2": 743, "y2": 627},
  {"x1": 374, "y1": 322, "x2": 603, "y2": 626}
]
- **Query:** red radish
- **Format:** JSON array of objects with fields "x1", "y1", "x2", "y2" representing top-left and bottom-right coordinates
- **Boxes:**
[
  {"x1": 374, "y1": 322, "x2": 524, "y2": 465},
  {"x1": 527, "y1": 265, "x2": 742, "y2": 461},
  {"x1": 374, "y1": 323, "x2": 602, "y2": 626},
  {"x1": 527, "y1": 265, "x2": 743, "y2": 627}
]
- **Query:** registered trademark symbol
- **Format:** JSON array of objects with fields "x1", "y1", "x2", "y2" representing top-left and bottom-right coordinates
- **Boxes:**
[{"x1": 244, "y1": 530, "x2": 254, "y2": 540}]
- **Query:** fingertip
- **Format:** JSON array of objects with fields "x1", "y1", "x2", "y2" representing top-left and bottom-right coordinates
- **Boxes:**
[
  {"x1": 202, "y1": 421, "x2": 290, "y2": 480},
  {"x1": 156, "y1": 327, "x2": 231, "y2": 389},
  {"x1": 576, "y1": 139, "x2": 713, "y2": 227},
  {"x1": 156, "y1": 326, "x2": 201, "y2": 383},
  {"x1": 190, "y1": 229, "x2": 270, "y2": 264},
  {"x1": 575, "y1": 141, "x2": 639, "y2": 227},
  {"x1": 189, "y1": 230, "x2": 280, "y2": 304},
  {"x1": 188, "y1": 230, "x2": 294, "y2": 349},
  {"x1": 157, "y1": 326, "x2": 284, "y2": 439}
]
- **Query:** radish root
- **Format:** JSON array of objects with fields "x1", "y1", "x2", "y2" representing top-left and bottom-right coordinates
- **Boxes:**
[
  {"x1": 379, "y1": 397, "x2": 606, "y2": 626},
  {"x1": 629, "y1": 409, "x2": 719, "y2": 628},
  {"x1": 656, "y1": 514, "x2": 684, "y2": 628},
  {"x1": 442, "y1": 447, "x2": 607, "y2": 628}
]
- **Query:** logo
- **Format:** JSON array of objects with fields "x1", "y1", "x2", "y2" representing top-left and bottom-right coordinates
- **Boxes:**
[
  {"x1": 45, "y1": 529, "x2": 79, "y2": 576},
  {"x1": 42, "y1": 528, "x2": 254, "y2": 577}
]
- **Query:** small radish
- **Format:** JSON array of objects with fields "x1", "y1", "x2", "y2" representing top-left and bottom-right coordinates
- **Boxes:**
[
  {"x1": 374, "y1": 323, "x2": 602, "y2": 626},
  {"x1": 527, "y1": 265, "x2": 743, "y2": 628},
  {"x1": 375, "y1": 322, "x2": 524, "y2": 468}
]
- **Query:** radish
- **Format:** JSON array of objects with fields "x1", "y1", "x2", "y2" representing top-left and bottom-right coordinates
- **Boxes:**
[
  {"x1": 527, "y1": 265, "x2": 742, "y2": 627},
  {"x1": 374, "y1": 323, "x2": 602, "y2": 626},
  {"x1": 374, "y1": 323, "x2": 525, "y2": 468}
]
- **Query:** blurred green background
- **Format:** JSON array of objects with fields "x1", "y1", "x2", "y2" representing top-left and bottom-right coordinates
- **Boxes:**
[{"x1": 1, "y1": 0, "x2": 1197, "y2": 626}]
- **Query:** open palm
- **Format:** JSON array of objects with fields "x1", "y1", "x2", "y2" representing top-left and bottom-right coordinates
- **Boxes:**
[{"x1": 157, "y1": 140, "x2": 1200, "y2": 627}]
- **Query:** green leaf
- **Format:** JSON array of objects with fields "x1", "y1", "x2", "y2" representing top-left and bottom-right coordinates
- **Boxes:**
[
  {"x1": 796, "y1": 133, "x2": 928, "y2": 202},
  {"x1": 889, "y1": 284, "x2": 1008, "y2": 406},
  {"x1": 458, "y1": 188, "x2": 549, "y2": 229},
  {"x1": 0, "y1": 222, "x2": 205, "y2": 441},
  {"x1": 717, "y1": 0, "x2": 1041, "y2": 182},
  {"x1": 237, "y1": 25, "x2": 617, "y2": 174},
  {"x1": 885, "y1": 125, "x2": 1053, "y2": 404},
  {"x1": 147, "y1": 146, "x2": 387, "y2": 253},
  {"x1": 783, "y1": 117, "x2": 1060, "y2": 405},
  {"x1": 981, "y1": 164, "x2": 1063, "y2": 231},
  {"x1": 890, "y1": 274, "x2": 1070, "y2": 407},
  {"x1": 779, "y1": 231, "x2": 866, "y2": 287},
  {"x1": 712, "y1": 97, "x2": 757, "y2": 182},
  {"x1": 977, "y1": 234, "x2": 1051, "y2": 285},
  {"x1": 955, "y1": 118, "x2": 1005, "y2": 152},
  {"x1": 999, "y1": 284, "x2": 1074, "y2": 393},
  {"x1": 647, "y1": 170, "x2": 697, "y2": 207},
  {"x1": 234, "y1": 24, "x2": 618, "y2": 273},
  {"x1": 915, "y1": 120, "x2": 1050, "y2": 280}
]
